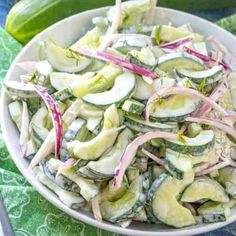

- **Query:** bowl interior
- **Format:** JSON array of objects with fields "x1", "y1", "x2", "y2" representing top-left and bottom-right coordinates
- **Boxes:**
[{"x1": 1, "y1": 6, "x2": 236, "y2": 236}]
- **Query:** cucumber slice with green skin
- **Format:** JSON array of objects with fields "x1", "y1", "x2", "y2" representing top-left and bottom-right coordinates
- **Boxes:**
[
  {"x1": 4, "y1": 81, "x2": 38, "y2": 98},
  {"x1": 112, "y1": 35, "x2": 152, "y2": 54},
  {"x1": 133, "y1": 76, "x2": 176, "y2": 101},
  {"x1": 181, "y1": 177, "x2": 229, "y2": 203},
  {"x1": 8, "y1": 101, "x2": 23, "y2": 130},
  {"x1": 165, "y1": 130, "x2": 215, "y2": 155},
  {"x1": 122, "y1": 99, "x2": 145, "y2": 115},
  {"x1": 121, "y1": 24, "x2": 155, "y2": 35},
  {"x1": 150, "y1": 94, "x2": 198, "y2": 122},
  {"x1": 127, "y1": 47, "x2": 157, "y2": 70},
  {"x1": 31, "y1": 106, "x2": 50, "y2": 142},
  {"x1": 48, "y1": 158, "x2": 98, "y2": 201},
  {"x1": 50, "y1": 71, "x2": 95, "y2": 91},
  {"x1": 155, "y1": 25, "x2": 203, "y2": 43},
  {"x1": 216, "y1": 167, "x2": 236, "y2": 198},
  {"x1": 158, "y1": 52, "x2": 205, "y2": 75},
  {"x1": 165, "y1": 149, "x2": 193, "y2": 179},
  {"x1": 34, "y1": 167, "x2": 85, "y2": 209},
  {"x1": 197, "y1": 201, "x2": 231, "y2": 223},
  {"x1": 86, "y1": 117, "x2": 103, "y2": 135},
  {"x1": 67, "y1": 105, "x2": 121, "y2": 160},
  {"x1": 147, "y1": 172, "x2": 196, "y2": 228},
  {"x1": 125, "y1": 114, "x2": 177, "y2": 133},
  {"x1": 45, "y1": 39, "x2": 91, "y2": 73},
  {"x1": 100, "y1": 176, "x2": 146, "y2": 222},
  {"x1": 40, "y1": 159, "x2": 81, "y2": 194},
  {"x1": 25, "y1": 139, "x2": 37, "y2": 160},
  {"x1": 133, "y1": 207, "x2": 147, "y2": 222},
  {"x1": 78, "y1": 128, "x2": 132, "y2": 179},
  {"x1": 175, "y1": 65, "x2": 223, "y2": 84},
  {"x1": 51, "y1": 88, "x2": 73, "y2": 102},
  {"x1": 82, "y1": 72, "x2": 136, "y2": 108},
  {"x1": 60, "y1": 119, "x2": 89, "y2": 162}
]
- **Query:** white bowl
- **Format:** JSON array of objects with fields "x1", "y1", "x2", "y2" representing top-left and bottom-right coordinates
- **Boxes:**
[{"x1": 1, "y1": 6, "x2": 236, "y2": 236}]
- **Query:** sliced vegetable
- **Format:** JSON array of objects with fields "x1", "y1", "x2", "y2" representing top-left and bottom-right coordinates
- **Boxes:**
[
  {"x1": 147, "y1": 172, "x2": 196, "y2": 228},
  {"x1": 34, "y1": 167, "x2": 85, "y2": 209},
  {"x1": 100, "y1": 176, "x2": 146, "y2": 222},
  {"x1": 154, "y1": 25, "x2": 203, "y2": 43},
  {"x1": 181, "y1": 177, "x2": 229, "y2": 203},
  {"x1": 114, "y1": 131, "x2": 178, "y2": 189},
  {"x1": 122, "y1": 99, "x2": 145, "y2": 115},
  {"x1": 125, "y1": 114, "x2": 177, "y2": 133},
  {"x1": 45, "y1": 39, "x2": 91, "y2": 73},
  {"x1": 67, "y1": 104, "x2": 121, "y2": 160},
  {"x1": 217, "y1": 166, "x2": 236, "y2": 198},
  {"x1": 74, "y1": 48, "x2": 159, "y2": 79},
  {"x1": 82, "y1": 72, "x2": 136, "y2": 107},
  {"x1": 182, "y1": 46, "x2": 230, "y2": 70},
  {"x1": 175, "y1": 65, "x2": 223, "y2": 84},
  {"x1": 8, "y1": 101, "x2": 23, "y2": 130},
  {"x1": 165, "y1": 149, "x2": 193, "y2": 179},
  {"x1": 165, "y1": 130, "x2": 214, "y2": 155},
  {"x1": 4, "y1": 81, "x2": 38, "y2": 98},
  {"x1": 160, "y1": 36, "x2": 193, "y2": 49},
  {"x1": 197, "y1": 201, "x2": 231, "y2": 223},
  {"x1": 78, "y1": 128, "x2": 132, "y2": 179},
  {"x1": 33, "y1": 85, "x2": 63, "y2": 158}
]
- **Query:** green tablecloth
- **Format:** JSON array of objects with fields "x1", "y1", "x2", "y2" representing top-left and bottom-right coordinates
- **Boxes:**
[{"x1": 0, "y1": 21, "x2": 236, "y2": 235}]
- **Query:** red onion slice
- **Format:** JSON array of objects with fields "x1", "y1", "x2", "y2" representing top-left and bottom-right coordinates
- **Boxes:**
[
  {"x1": 114, "y1": 131, "x2": 178, "y2": 189},
  {"x1": 74, "y1": 48, "x2": 159, "y2": 80},
  {"x1": 160, "y1": 36, "x2": 193, "y2": 49},
  {"x1": 182, "y1": 46, "x2": 231, "y2": 70},
  {"x1": 33, "y1": 84, "x2": 63, "y2": 158},
  {"x1": 145, "y1": 86, "x2": 228, "y2": 120},
  {"x1": 193, "y1": 80, "x2": 228, "y2": 116}
]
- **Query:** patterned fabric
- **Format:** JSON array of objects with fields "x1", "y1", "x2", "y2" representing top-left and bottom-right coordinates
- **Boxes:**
[{"x1": 0, "y1": 24, "x2": 236, "y2": 236}]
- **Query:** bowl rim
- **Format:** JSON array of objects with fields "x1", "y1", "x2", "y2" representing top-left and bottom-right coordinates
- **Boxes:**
[{"x1": 1, "y1": 6, "x2": 236, "y2": 236}]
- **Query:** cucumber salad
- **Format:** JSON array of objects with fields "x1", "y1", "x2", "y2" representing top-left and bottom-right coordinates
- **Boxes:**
[{"x1": 4, "y1": 0, "x2": 236, "y2": 229}]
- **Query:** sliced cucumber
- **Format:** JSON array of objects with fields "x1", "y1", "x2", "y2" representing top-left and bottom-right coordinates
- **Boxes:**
[
  {"x1": 78, "y1": 128, "x2": 132, "y2": 179},
  {"x1": 133, "y1": 207, "x2": 147, "y2": 222},
  {"x1": 122, "y1": 99, "x2": 145, "y2": 115},
  {"x1": 100, "y1": 176, "x2": 146, "y2": 222},
  {"x1": 165, "y1": 149, "x2": 193, "y2": 179},
  {"x1": 51, "y1": 88, "x2": 73, "y2": 101},
  {"x1": 216, "y1": 167, "x2": 236, "y2": 198},
  {"x1": 67, "y1": 105, "x2": 120, "y2": 160},
  {"x1": 48, "y1": 159, "x2": 98, "y2": 201},
  {"x1": 133, "y1": 76, "x2": 176, "y2": 100},
  {"x1": 150, "y1": 94, "x2": 198, "y2": 122},
  {"x1": 34, "y1": 167, "x2": 85, "y2": 209},
  {"x1": 147, "y1": 172, "x2": 196, "y2": 228},
  {"x1": 4, "y1": 81, "x2": 38, "y2": 98},
  {"x1": 127, "y1": 47, "x2": 157, "y2": 70},
  {"x1": 50, "y1": 72, "x2": 94, "y2": 91},
  {"x1": 158, "y1": 52, "x2": 205, "y2": 75},
  {"x1": 60, "y1": 119, "x2": 89, "y2": 161},
  {"x1": 165, "y1": 130, "x2": 214, "y2": 155},
  {"x1": 45, "y1": 39, "x2": 91, "y2": 73},
  {"x1": 112, "y1": 35, "x2": 152, "y2": 54},
  {"x1": 197, "y1": 201, "x2": 231, "y2": 223},
  {"x1": 86, "y1": 117, "x2": 103, "y2": 135},
  {"x1": 125, "y1": 114, "x2": 177, "y2": 133},
  {"x1": 175, "y1": 65, "x2": 223, "y2": 84},
  {"x1": 181, "y1": 177, "x2": 229, "y2": 203},
  {"x1": 8, "y1": 101, "x2": 23, "y2": 130},
  {"x1": 25, "y1": 139, "x2": 37, "y2": 160},
  {"x1": 82, "y1": 72, "x2": 135, "y2": 107},
  {"x1": 40, "y1": 159, "x2": 81, "y2": 194},
  {"x1": 193, "y1": 42, "x2": 208, "y2": 56},
  {"x1": 31, "y1": 106, "x2": 50, "y2": 142},
  {"x1": 155, "y1": 25, "x2": 203, "y2": 42}
]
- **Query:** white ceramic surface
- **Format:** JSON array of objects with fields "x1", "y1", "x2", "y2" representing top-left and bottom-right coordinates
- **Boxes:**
[{"x1": 1, "y1": 7, "x2": 236, "y2": 236}]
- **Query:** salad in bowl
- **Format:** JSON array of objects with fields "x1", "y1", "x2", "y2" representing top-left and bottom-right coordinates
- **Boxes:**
[{"x1": 2, "y1": 0, "x2": 236, "y2": 232}]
